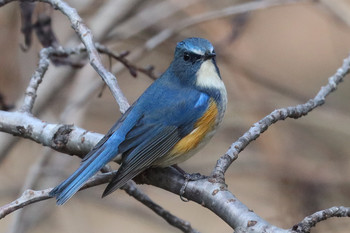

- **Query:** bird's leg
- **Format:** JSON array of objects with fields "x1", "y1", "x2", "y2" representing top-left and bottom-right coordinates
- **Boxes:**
[
  {"x1": 171, "y1": 164, "x2": 207, "y2": 181},
  {"x1": 171, "y1": 164, "x2": 207, "y2": 202}
]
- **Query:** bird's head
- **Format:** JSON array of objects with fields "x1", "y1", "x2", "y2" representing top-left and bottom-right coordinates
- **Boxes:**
[{"x1": 171, "y1": 38, "x2": 221, "y2": 89}]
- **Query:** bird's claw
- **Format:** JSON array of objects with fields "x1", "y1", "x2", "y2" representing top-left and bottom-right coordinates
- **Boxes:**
[{"x1": 180, "y1": 172, "x2": 208, "y2": 202}]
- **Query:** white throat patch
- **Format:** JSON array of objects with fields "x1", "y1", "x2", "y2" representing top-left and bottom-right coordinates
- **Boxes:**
[{"x1": 196, "y1": 60, "x2": 225, "y2": 91}]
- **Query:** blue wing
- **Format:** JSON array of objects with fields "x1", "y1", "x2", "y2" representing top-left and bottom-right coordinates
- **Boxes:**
[
  {"x1": 102, "y1": 87, "x2": 211, "y2": 196},
  {"x1": 49, "y1": 72, "x2": 210, "y2": 204},
  {"x1": 49, "y1": 104, "x2": 141, "y2": 205}
]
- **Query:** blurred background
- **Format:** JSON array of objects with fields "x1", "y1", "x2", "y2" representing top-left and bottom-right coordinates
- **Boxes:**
[{"x1": 1, "y1": 0, "x2": 350, "y2": 232}]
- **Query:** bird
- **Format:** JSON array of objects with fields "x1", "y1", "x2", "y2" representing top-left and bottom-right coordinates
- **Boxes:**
[{"x1": 49, "y1": 37, "x2": 227, "y2": 205}]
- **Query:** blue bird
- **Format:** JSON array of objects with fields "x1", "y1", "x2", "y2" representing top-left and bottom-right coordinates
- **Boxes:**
[{"x1": 49, "y1": 37, "x2": 227, "y2": 205}]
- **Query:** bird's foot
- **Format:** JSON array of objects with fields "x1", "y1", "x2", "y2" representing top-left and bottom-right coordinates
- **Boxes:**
[
  {"x1": 183, "y1": 172, "x2": 208, "y2": 181},
  {"x1": 172, "y1": 165, "x2": 208, "y2": 202}
]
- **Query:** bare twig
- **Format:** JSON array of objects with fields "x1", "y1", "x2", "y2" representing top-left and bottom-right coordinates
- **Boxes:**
[
  {"x1": 293, "y1": 206, "x2": 350, "y2": 232},
  {"x1": 0, "y1": 0, "x2": 130, "y2": 113},
  {"x1": 18, "y1": 44, "x2": 155, "y2": 114},
  {"x1": 96, "y1": 43, "x2": 157, "y2": 80},
  {"x1": 0, "y1": 171, "x2": 115, "y2": 219},
  {"x1": 19, "y1": 47, "x2": 58, "y2": 113},
  {"x1": 211, "y1": 54, "x2": 350, "y2": 179},
  {"x1": 122, "y1": 181, "x2": 199, "y2": 233},
  {"x1": 40, "y1": 0, "x2": 130, "y2": 112}
]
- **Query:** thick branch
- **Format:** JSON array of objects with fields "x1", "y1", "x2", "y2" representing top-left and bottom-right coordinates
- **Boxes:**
[
  {"x1": 140, "y1": 167, "x2": 291, "y2": 233},
  {"x1": 0, "y1": 110, "x2": 103, "y2": 157},
  {"x1": 0, "y1": 110, "x2": 290, "y2": 232}
]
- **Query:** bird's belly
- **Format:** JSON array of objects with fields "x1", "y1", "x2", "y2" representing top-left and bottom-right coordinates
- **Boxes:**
[{"x1": 154, "y1": 99, "x2": 221, "y2": 167}]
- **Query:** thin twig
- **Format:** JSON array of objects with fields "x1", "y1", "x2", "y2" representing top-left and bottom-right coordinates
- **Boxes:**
[
  {"x1": 19, "y1": 46, "x2": 82, "y2": 113},
  {"x1": 293, "y1": 206, "x2": 350, "y2": 233},
  {"x1": 211, "y1": 54, "x2": 350, "y2": 179},
  {"x1": 0, "y1": 171, "x2": 115, "y2": 219},
  {"x1": 122, "y1": 181, "x2": 199, "y2": 233},
  {"x1": 96, "y1": 43, "x2": 157, "y2": 80},
  {"x1": 41, "y1": 0, "x2": 130, "y2": 112},
  {"x1": 0, "y1": 0, "x2": 130, "y2": 113},
  {"x1": 19, "y1": 44, "x2": 156, "y2": 114}
]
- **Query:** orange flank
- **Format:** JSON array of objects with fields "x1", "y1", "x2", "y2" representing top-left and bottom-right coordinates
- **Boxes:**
[{"x1": 170, "y1": 99, "x2": 218, "y2": 155}]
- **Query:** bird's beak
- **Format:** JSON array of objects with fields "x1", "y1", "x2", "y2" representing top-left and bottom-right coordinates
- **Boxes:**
[{"x1": 204, "y1": 52, "x2": 216, "y2": 60}]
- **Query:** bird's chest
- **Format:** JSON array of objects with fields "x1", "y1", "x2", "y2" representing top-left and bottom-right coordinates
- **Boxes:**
[{"x1": 155, "y1": 99, "x2": 221, "y2": 167}]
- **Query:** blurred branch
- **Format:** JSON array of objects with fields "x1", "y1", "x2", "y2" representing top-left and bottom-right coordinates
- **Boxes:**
[
  {"x1": 211, "y1": 53, "x2": 350, "y2": 180},
  {"x1": 19, "y1": 44, "x2": 156, "y2": 114},
  {"x1": 19, "y1": 46, "x2": 61, "y2": 113},
  {"x1": 0, "y1": 170, "x2": 200, "y2": 233},
  {"x1": 0, "y1": 52, "x2": 349, "y2": 231},
  {"x1": 0, "y1": 171, "x2": 116, "y2": 220},
  {"x1": 0, "y1": 93, "x2": 14, "y2": 111},
  {"x1": 7, "y1": 151, "x2": 51, "y2": 233},
  {"x1": 293, "y1": 206, "x2": 350, "y2": 232},
  {"x1": 96, "y1": 43, "x2": 157, "y2": 80},
  {"x1": 19, "y1": 2, "x2": 35, "y2": 51},
  {"x1": 318, "y1": 0, "x2": 350, "y2": 26},
  {"x1": 87, "y1": 0, "x2": 142, "y2": 42},
  {"x1": 0, "y1": 0, "x2": 142, "y2": 161},
  {"x1": 104, "y1": 0, "x2": 201, "y2": 42},
  {"x1": 122, "y1": 181, "x2": 199, "y2": 233},
  {"x1": 0, "y1": 0, "x2": 130, "y2": 113},
  {"x1": 145, "y1": 0, "x2": 303, "y2": 50}
]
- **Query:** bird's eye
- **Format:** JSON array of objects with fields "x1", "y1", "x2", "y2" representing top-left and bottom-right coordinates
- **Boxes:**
[{"x1": 183, "y1": 52, "x2": 190, "y2": 61}]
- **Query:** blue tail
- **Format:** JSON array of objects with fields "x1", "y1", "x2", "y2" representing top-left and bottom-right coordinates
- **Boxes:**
[{"x1": 49, "y1": 143, "x2": 118, "y2": 205}]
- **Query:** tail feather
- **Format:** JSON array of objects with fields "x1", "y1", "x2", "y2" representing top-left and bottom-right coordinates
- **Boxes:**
[{"x1": 49, "y1": 145, "x2": 118, "y2": 205}]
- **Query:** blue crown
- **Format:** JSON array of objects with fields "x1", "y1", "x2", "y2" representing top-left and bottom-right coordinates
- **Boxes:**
[{"x1": 176, "y1": 38, "x2": 214, "y2": 55}]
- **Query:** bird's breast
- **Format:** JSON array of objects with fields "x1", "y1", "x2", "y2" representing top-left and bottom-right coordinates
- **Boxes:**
[
  {"x1": 171, "y1": 99, "x2": 218, "y2": 154},
  {"x1": 154, "y1": 99, "x2": 220, "y2": 167}
]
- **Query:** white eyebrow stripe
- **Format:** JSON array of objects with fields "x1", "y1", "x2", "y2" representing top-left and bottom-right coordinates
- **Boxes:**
[{"x1": 190, "y1": 48, "x2": 204, "y2": 56}]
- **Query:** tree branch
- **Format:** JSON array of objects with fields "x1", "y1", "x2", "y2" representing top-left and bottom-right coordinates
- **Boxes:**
[
  {"x1": 139, "y1": 167, "x2": 292, "y2": 233},
  {"x1": 211, "y1": 54, "x2": 350, "y2": 180},
  {"x1": 0, "y1": 0, "x2": 130, "y2": 113},
  {"x1": 293, "y1": 206, "x2": 350, "y2": 232},
  {"x1": 121, "y1": 181, "x2": 199, "y2": 233},
  {"x1": 0, "y1": 170, "x2": 199, "y2": 233},
  {"x1": 0, "y1": 171, "x2": 115, "y2": 219},
  {"x1": 145, "y1": 0, "x2": 303, "y2": 50}
]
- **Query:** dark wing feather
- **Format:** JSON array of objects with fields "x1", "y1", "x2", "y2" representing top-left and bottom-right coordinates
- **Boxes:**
[{"x1": 102, "y1": 126, "x2": 180, "y2": 197}]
